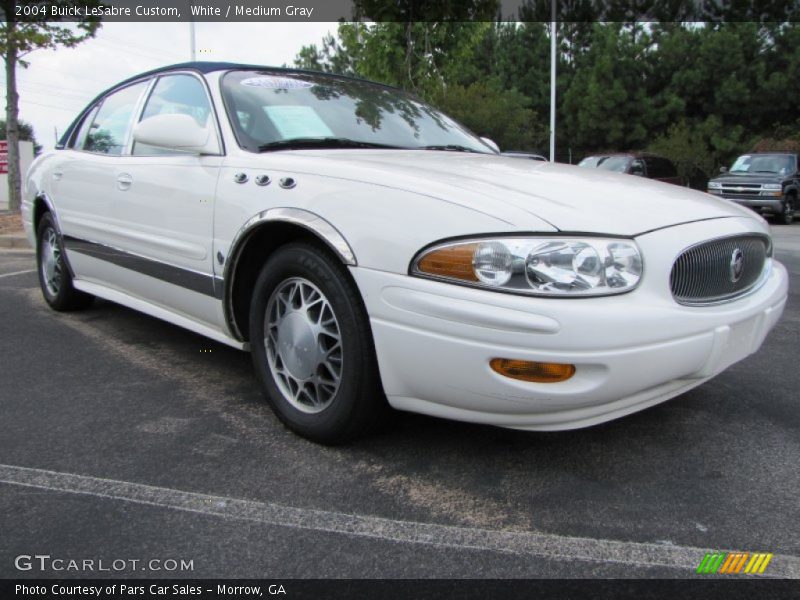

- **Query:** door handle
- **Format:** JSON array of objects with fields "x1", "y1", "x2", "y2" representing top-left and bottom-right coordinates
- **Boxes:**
[
  {"x1": 52, "y1": 170, "x2": 63, "y2": 181},
  {"x1": 116, "y1": 173, "x2": 133, "y2": 191}
]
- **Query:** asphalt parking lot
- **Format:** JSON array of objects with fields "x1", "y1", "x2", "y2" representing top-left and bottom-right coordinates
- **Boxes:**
[{"x1": 1, "y1": 224, "x2": 799, "y2": 580}]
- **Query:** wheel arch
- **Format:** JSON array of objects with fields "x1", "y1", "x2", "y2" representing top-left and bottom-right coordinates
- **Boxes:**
[
  {"x1": 223, "y1": 208, "x2": 357, "y2": 342},
  {"x1": 32, "y1": 193, "x2": 58, "y2": 237}
]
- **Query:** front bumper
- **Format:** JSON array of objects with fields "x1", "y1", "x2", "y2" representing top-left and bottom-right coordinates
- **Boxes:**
[
  {"x1": 350, "y1": 217, "x2": 788, "y2": 431},
  {"x1": 711, "y1": 193, "x2": 783, "y2": 213}
]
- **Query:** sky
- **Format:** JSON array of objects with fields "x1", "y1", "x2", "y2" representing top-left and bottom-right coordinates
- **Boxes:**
[{"x1": 1, "y1": 22, "x2": 337, "y2": 150}]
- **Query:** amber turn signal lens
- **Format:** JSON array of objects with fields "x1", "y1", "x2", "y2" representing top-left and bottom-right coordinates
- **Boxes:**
[
  {"x1": 416, "y1": 243, "x2": 479, "y2": 282},
  {"x1": 490, "y1": 358, "x2": 575, "y2": 383}
]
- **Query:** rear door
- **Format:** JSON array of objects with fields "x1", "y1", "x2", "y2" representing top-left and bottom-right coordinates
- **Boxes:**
[{"x1": 56, "y1": 80, "x2": 150, "y2": 281}]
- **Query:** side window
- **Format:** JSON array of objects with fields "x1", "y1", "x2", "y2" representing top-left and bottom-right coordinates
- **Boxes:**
[
  {"x1": 83, "y1": 82, "x2": 148, "y2": 155},
  {"x1": 643, "y1": 157, "x2": 659, "y2": 177},
  {"x1": 69, "y1": 105, "x2": 99, "y2": 149},
  {"x1": 630, "y1": 159, "x2": 646, "y2": 176},
  {"x1": 133, "y1": 74, "x2": 213, "y2": 156},
  {"x1": 660, "y1": 158, "x2": 678, "y2": 178}
]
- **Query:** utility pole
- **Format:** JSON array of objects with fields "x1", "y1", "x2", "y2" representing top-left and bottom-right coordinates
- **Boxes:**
[
  {"x1": 190, "y1": 21, "x2": 196, "y2": 61},
  {"x1": 549, "y1": 0, "x2": 557, "y2": 163}
]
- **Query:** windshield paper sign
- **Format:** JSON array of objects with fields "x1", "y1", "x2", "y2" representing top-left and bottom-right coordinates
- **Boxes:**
[{"x1": 241, "y1": 76, "x2": 314, "y2": 89}]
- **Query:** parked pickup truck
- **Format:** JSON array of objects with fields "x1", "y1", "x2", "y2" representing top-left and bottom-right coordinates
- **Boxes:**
[{"x1": 707, "y1": 153, "x2": 798, "y2": 224}]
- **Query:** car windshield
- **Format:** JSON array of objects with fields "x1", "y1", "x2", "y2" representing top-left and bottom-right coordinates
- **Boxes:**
[
  {"x1": 579, "y1": 156, "x2": 630, "y2": 172},
  {"x1": 729, "y1": 154, "x2": 796, "y2": 175},
  {"x1": 577, "y1": 156, "x2": 601, "y2": 168},
  {"x1": 220, "y1": 70, "x2": 495, "y2": 154}
]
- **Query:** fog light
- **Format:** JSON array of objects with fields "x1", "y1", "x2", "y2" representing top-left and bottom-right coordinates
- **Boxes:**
[{"x1": 490, "y1": 358, "x2": 575, "y2": 383}]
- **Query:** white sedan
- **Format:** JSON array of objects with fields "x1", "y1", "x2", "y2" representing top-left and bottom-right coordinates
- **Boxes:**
[{"x1": 24, "y1": 63, "x2": 789, "y2": 443}]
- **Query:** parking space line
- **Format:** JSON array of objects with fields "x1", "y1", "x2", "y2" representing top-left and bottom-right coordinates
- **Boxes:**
[
  {"x1": 0, "y1": 269, "x2": 35, "y2": 279},
  {"x1": 1, "y1": 463, "x2": 798, "y2": 577}
]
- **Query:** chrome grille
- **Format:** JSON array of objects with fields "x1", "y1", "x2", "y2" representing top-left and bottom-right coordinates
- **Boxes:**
[
  {"x1": 670, "y1": 235, "x2": 770, "y2": 305},
  {"x1": 720, "y1": 183, "x2": 761, "y2": 197}
]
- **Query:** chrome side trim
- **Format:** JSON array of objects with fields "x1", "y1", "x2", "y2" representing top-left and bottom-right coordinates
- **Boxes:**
[
  {"x1": 222, "y1": 207, "x2": 357, "y2": 341},
  {"x1": 64, "y1": 236, "x2": 219, "y2": 298}
]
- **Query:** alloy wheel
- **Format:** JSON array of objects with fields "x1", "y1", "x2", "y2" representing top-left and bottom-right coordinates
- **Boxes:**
[
  {"x1": 40, "y1": 227, "x2": 63, "y2": 296},
  {"x1": 264, "y1": 277, "x2": 343, "y2": 413}
]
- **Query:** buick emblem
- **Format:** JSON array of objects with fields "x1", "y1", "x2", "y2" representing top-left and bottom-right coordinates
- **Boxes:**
[{"x1": 729, "y1": 248, "x2": 745, "y2": 283}]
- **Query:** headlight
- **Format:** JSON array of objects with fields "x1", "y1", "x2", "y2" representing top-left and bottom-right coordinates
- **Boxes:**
[
  {"x1": 762, "y1": 183, "x2": 782, "y2": 191},
  {"x1": 412, "y1": 237, "x2": 643, "y2": 296},
  {"x1": 707, "y1": 181, "x2": 722, "y2": 189}
]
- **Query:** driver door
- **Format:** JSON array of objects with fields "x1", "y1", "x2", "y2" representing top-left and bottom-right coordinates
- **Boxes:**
[{"x1": 106, "y1": 73, "x2": 224, "y2": 327}]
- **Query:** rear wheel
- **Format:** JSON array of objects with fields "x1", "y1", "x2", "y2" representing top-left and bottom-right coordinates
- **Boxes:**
[
  {"x1": 249, "y1": 242, "x2": 389, "y2": 444},
  {"x1": 36, "y1": 213, "x2": 93, "y2": 311},
  {"x1": 775, "y1": 194, "x2": 796, "y2": 225}
]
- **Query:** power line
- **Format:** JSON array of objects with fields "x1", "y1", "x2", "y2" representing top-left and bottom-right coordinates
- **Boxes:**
[
  {"x1": 90, "y1": 39, "x2": 174, "y2": 65},
  {"x1": 17, "y1": 99, "x2": 82, "y2": 112},
  {"x1": 99, "y1": 33, "x2": 185, "y2": 61},
  {"x1": 20, "y1": 64, "x2": 119, "y2": 87},
  {"x1": 14, "y1": 80, "x2": 97, "y2": 100}
]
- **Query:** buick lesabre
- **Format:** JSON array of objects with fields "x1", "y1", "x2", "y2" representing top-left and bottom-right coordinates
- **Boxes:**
[{"x1": 24, "y1": 63, "x2": 789, "y2": 443}]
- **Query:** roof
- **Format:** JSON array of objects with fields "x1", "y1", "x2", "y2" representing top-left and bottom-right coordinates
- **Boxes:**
[
  {"x1": 583, "y1": 151, "x2": 665, "y2": 159},
  {"x1": 57, "y1": 62, "x2": 393, "y2": 149}
]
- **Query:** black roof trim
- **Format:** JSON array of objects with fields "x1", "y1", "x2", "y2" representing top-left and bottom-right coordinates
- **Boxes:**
[{"x1": 56, "y1": 62, "x2": 397, "y2": 150}]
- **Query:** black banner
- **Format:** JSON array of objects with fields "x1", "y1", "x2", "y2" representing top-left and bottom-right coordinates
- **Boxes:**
[
  {"x1": 2, "y1": 0, "x2": 800, "y2": 22},
  {"x1": 2, "y1": 579, "x2": 800, "y2": 600}
]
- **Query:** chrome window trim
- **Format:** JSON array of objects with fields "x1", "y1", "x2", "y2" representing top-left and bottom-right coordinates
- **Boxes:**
[
  {"x1": 66, "y1": 69, "x2": 226, "y2": 158},
  {"x1": 71, "y1": 77, "x2": 152, "y2": 157},
  {"x1": 123, "y1": 77, "x2": 158, "y2": 155},
  {"x1": 130, "y1": 70, "x2": 226, "y2": 157}
]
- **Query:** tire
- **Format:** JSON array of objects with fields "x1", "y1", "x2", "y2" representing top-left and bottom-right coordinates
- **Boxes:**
[
  {"x1": 774, "y1": 194, "x2": 796, "y2": 225},
  {"x1": 248, "y1": 242, "x2": 390, "y2": 444},
  {"x1": 36, "y1": 213, "x2": 93, "y2": 311}
]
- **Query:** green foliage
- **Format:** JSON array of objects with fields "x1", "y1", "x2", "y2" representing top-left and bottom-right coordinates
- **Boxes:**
[
  {"x1": 295, "y1": 21, "x2": 800, "y2": 163},
  {"x1": 0, "y1": 118, "x2": 35, "y2": 142},
  {"x1": 0, "y1": 1, "x2": 102, "y2": 60},
  {"x1": 648, "y1": 120, "x2": 714, "y2": 187},
  {"x1": 431, "y1": 79, "x2": 544, "y2": 151},
  {"x1": 0, "y1": 118, "x2": 41, "y2": 153}
]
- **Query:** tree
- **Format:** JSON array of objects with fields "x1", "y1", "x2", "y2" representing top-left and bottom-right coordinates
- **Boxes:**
[
  {"x1": 0, "y1": 117, "x2": 40, "y2": 154},
  {"x1": 431, "y1": 79, "x2": 543, "y2": 151},
  {"x1": 0, "y1": 2, "x2": 101, "y2": 211}
]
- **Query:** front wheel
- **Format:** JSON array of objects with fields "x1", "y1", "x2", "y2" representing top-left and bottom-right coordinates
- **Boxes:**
[
  {"x1": 36, "y1": 213, "x2": 93, "y2": 311},
  {"x1": 248, "y1": 242, "x2": 389, "y2": 444},
  {"x1": 775, "y1": 195, "x2": 796, "y2": 225}
]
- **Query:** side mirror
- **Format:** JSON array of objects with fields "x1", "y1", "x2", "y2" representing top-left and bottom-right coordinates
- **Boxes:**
[
  {"x1": 479, "y1": 136, "x2": 500, "y2": 153},
  {"x1": 719, "y1": 166, "x2": 728, "y2": 174},
  {"x1": 132, "y1": 114, "x2": 218, "y2": 154}
]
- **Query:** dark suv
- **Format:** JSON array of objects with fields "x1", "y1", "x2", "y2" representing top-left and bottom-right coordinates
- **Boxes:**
[{"x1": 707, "y1": 153, "x2": 798, "y2": 224}]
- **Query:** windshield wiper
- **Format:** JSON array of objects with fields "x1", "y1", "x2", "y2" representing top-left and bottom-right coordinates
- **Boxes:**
[
  {"x1": 419, "y1": 144, "x2": 486, "y2": 154},
  {"x1": 753, "y1": 170, "x2": 778, "y2": 173},
  {"x1": 258, "y1": 137, "x2": 405, "y2": 152}
]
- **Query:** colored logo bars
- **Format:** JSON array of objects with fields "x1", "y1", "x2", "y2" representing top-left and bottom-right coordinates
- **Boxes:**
[{"x1": 696, "y1": 552, "x2": 773, "y2": 575}]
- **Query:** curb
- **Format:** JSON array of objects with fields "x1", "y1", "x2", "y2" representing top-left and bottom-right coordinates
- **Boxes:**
[{"x1": 0, "y1": 234, "x2": 30, "y2": 249}]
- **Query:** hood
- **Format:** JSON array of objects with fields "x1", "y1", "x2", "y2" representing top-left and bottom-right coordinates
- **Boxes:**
[
  {"x1": 709, "y1": 172, "x2": 784, "y2": 185},
  {"x1": 253, "y1": 150, "x2": 758, "y2": 236}
]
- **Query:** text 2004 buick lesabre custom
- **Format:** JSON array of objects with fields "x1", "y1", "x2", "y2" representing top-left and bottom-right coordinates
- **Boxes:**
[{"x1": 24, "y1": 63, "x2": 788, "y2": 443}]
